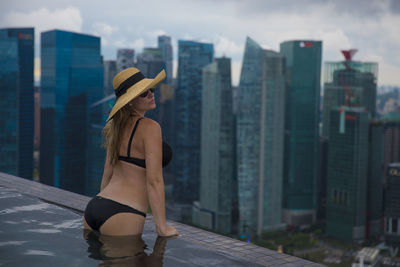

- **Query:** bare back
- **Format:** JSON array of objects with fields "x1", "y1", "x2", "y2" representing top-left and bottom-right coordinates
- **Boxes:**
[{"x1": 97, "y1": 116, "x2": 149, "y2": 213}]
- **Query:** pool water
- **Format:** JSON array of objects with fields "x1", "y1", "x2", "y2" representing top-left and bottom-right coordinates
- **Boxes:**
[{"x1": 0, "y1": 187, "x2": 261, "y2": 266}]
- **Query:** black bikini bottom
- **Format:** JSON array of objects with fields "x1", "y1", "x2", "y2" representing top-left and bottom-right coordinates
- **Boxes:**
[{"x1": 84, "y1": 196, "x2": 146, "y2": 231}]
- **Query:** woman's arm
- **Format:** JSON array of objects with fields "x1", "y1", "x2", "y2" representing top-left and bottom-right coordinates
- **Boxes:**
[
  {"x1": 100, "y1": 150, "x2": 113, "y2": 191},
  {"x1": 143, "y1": 119, "x2": 178, "y2": 237}
]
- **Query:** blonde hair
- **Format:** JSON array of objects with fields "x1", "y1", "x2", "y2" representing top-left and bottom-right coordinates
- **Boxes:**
[{"x1": 103, "y1": 104, "x2": 139, "y2": 166}]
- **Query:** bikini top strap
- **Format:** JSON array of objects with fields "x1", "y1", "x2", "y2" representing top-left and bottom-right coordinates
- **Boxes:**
[{"x1": 127, "y1": 117, "x2": 143, "y2": 157}]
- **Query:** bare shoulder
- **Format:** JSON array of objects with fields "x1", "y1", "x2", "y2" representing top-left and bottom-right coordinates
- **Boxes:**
[{"x1": 139, "y1": 117, "x2": 161, "y2": 136}]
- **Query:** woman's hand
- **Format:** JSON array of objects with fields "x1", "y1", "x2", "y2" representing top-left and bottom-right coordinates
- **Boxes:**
[{"x1": 156, "y1": 225, "x2": 178, "y2": 237}]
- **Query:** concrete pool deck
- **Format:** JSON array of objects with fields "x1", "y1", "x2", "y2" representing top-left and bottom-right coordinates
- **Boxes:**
[{"x1": 0, "y1": 172, "x2": 325, "y2": 266}]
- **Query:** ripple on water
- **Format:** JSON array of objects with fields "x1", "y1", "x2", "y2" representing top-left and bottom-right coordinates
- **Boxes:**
[
  {"x1": 24, "y1": 250, "x2": 55, "y2": 256},
  {"x1": 55, "y1": 218, "x2": 83, "y2": 229},
  {"x1": 0, "y1": 203, "x2": 52, "y2": 214},
  {"x1": 25, "y1": 229, "x2": 62, "y2": 234},
  {"x1": 0, "y1": 241, "x2": 28, "y2": 246}
]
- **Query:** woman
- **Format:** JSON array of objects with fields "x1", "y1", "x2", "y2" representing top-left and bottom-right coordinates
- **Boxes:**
[{"x1": 83, "y1": 67, "x2": 178, "y2": 237}]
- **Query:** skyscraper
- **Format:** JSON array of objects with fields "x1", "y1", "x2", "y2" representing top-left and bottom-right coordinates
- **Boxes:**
[
  {"x1": 237, "y1": 37, "x2": 286, "y2": 235},
  {"x1": 158, "y1": 35, "x2": 173, "y2": 85},
  {"x1": 103, "y1": 60, "x2": 117, "y2": 97},
  {"x1": 173, "y1": 40, "x2": 213, "y2": 204},
  {"x1": 116, "y1": 49, "x2": 134, "y2": 73},
  {"x1": 158, "y1": 83, "x2": 175, "y2": 183},
  {"x1": 367, "y1": 121, "x2": 384, "y2": 239},
  {"x1": 385, "y1": 163, "x2": 400, "y2": 248},
  {"x1": 40, "y1": 30, "x2": 103, "y2": 192},
  {"x1": 322, "y1": 50, "x2": 378, "y2": 137},
  {"x1": 0, "y1": 28, "x2": 34, "y2": 179},
  {"x1": 383, "y1": 119, "x2": 400, "y2": 186},
  {"x1": 136, "y1": 48, "x2": 166, "y2": 122},
  {"x1": 280, "y1": 40, "x2": 322, "y2": 226},
  {"x1": 192, "y1": 57, "x2": 234, "y2": 234},
  {"x1": 317, "y1": 136, "x2": 328, "y2": 220},
  {"x1": 326, "y1": 106, "x2": 369, "y2": 241},
  {"x1": 86, "y1": 94, "x2": 115, "y2": 196}
]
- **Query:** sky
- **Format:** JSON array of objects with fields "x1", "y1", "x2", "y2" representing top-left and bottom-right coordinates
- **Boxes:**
[{"x1": 1, "y1": 0, "x2": 400, "y2": 86}]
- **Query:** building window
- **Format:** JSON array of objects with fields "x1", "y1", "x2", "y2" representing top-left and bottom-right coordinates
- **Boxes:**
[
  {"x1": 393, "y1": 218, "x2": 398, "y2": 234},
  {"x1": 333, "y1": 189, "x2": 337, "y2": 204}
]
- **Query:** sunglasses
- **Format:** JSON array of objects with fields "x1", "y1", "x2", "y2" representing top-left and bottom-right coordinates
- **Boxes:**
[{"x1": 139, "y1": 88, "x2": 155, "y2": 98}]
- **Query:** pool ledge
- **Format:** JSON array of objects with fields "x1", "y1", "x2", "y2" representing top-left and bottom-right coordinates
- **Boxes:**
[{"x1": 0, "y1": 172, "x2": 325, "y2": 267}]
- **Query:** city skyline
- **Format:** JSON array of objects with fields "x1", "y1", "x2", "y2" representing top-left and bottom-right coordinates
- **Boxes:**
[
  {"x1": 1, "y1": 0, "x2": 400, "y2": 86},
  {"x1": 1, "y1": 26, "x2": 399, "y2": 259}
]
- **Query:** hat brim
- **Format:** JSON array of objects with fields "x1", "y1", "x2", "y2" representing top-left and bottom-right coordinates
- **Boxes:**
[{"x1": 106, "y1": 70, "x2": 166, "y2": 122}]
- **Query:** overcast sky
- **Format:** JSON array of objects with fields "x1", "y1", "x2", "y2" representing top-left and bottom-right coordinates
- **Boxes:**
[{"x1": 1, "y1": 0, "x2": 399, "y2": 86}]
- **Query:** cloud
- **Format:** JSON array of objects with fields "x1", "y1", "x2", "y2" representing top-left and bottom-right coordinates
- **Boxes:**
[
  {"x1": 1, "y1": 0, "x2": 399, "y2": 85},
  {"x1": 92, "y1": 22, "x2": 118, "y2": 36},
  {"x1": 148, "y1": 29, "x2": 168, "y2": 39},
  {"x1": 314, "y1": 29, "x2": 352, "y2": 55},
  {"x1": 91, "y1": 22, "x2": 118, "y2": 47},
  {"x1": 113, "y1": 38, "x2": 144, "y2": 51},
  {"x1": 378, "y1": 62, "x2": 400, "y2": 86},
  {"x1": 1, "y1": 7, "x2": 83, "y2": 37},
  {"x1": 213, "y1": 35, "x2": 244, "y2": 58},
  {"x1": 390, "y1": 0, "x2": 400, "y2": 13},
  {"x1": 231, "y1": 0, "x2": 395, "y2": 18}
]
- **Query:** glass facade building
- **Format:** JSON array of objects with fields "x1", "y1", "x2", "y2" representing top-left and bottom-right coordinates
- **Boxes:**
[
  {"x1": 385, "y1": 163, "x2": 400, "y2": 248},
  {"x1": 158, "y1": 83, "x2": 175, "y2": 186},
  {"x1": 103, "y1": 60, "x2": 117, "y2": 97},
  {"x1": 173, "y1": 40, "x2": 213, "y2": 203},
  {"x1": 158, "y1": 35, "x2": 173, "y2": 85},
  {"x1": 322, "y1": 60, "x2": 378, "y2": 137},
  {"x1": 367, "y1": 121, "x2": 384, "y2": 239},
  {"x1": 40, "y1": 30, "x2": 103, "y2": 193},
  {"x1": 326, "y1": 106, "x2": 369, "y2": 241},
  {"x1": 237, "y1": 37, "x2": 286, "y2": 235},
  {"x1": 280, "y1": 40, "x2": 322, "y2": 226},
  {"x1": 0, "y1": 28, "x2": 34, "y2": 179},
  {"x1": 86, "y1": 94, "x2": 115, "y2": 196},
  {"x1": 192, "y1": 57, "x2": 234, "y2": 234},
  {"x1": 116, "y1": 49, "x2": 135, "y2": 73},
  {"x1": 383, "y1": 119, "x2": 400, "y2": 186}
]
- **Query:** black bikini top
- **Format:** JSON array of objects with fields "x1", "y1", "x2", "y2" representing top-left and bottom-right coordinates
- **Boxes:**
[{"x1": 118, "y1": 118, "x2": 172, "y2": 168}]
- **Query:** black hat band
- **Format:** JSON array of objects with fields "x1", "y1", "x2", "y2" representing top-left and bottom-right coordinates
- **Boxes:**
[{"x1": 115, "y1": 72, "x2": 145, "y2": 98}]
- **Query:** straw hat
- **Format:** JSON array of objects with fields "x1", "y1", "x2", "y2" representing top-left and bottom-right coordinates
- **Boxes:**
[{"x1": 107, "y1": 67, "x2": 166, "y2": 122}]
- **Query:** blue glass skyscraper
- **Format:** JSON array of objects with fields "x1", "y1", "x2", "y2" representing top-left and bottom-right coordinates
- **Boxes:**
[
  {"x1": 0, "y1": 28, "x2": 34, "y2": 179},
  {"x1": 173, "y1": 40, "x2": 213, "y2": 203},
  {"x1": 326, "y1": 106, "x2": 369, "y2": 241},
  {"x1": 40, "y1": 30, "x2": 103, "y2": 193},
  {"x1": 237, "y1": 37, "x2": 286, "y2": 235},
  {"x1": 280, "y1": 40, "x2": 322, "y2": 226},
  {"x1": 367, "y1": 121, "x2": 384, "y2": 239},
  {"x1": 86, "y1": 94, "x2": 115, "y2": 196},
  {"x1": 158, "y1": 35, "x2": 173, "y2": 85}
]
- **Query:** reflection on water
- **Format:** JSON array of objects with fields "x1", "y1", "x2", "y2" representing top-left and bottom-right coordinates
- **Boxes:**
[{"x1": 84, "y1": 230, "x2": 173, "y2": 267}]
